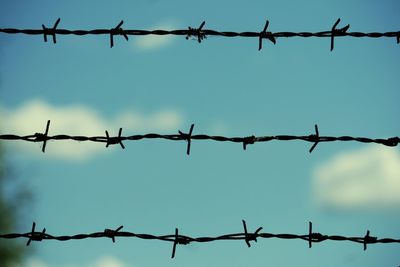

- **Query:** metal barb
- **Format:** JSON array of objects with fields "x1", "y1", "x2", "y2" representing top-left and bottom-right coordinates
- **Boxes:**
[
  {"x1": 171, "y1": 228, "x2": 190, "y2": 258},
  {"x1": 259, "y1": 20, "x2": 276, "y2": 51},
  {"x1": 185, "y1": 21, "x2": 207, "y2": 43},
  {"x1": 41, "y1": 18, "x2": 60, "y2": 43},
  {"x1": 363, "y1": 230, "x2": 377, "y2": 251},
  {"x1": 309, "y1": 124, "x2": 320, "y2": 153},
  {"x1": 104, "y1": 225, "x2": 123, "y2": 243},
  {"x1": 0, "y1": 221, "x2": 398, "y2": 257},
  {"x1": 330, "y1": 18, "x2": 350, "y2": 51},
  {"x1": 242, "y1": 220, "x2": 262, "y2": 247},
  {"x1": 178, "y1": 124, "x2": 194, "y2": 155},
  {"x1": 110, "y1": 20, "x2": 129, "y2": 48},
  {"x1": 386, "y1": 137, "x2": 399, "y2": 147},
  {"x1": 33, "y1": 120, "x2": 51, "y2": 153},
  {"x1": 1, "y1": 122, "x2": 398, "y2": 153},
  {"x1": 171, "y1": 228, "x2": 179, "y2": 258},
  {"x1": 105, "y1": 128, "x2": 125, "y2": 149},
  {"x1": 308, "y1": 221, "x2": 313, "y2": 248},
  {"x1": 26, "y1": 222, "x2": 46, "y2": 246},
  {"x1": 308, "y1": 221, "x2": 325, "y2": 248},
  {"x1": 2, "y1": 21, "x2": 398, "y2": 49},
  {"x1": 243, "y1": 135, "x2": 256, "y2": 150}
]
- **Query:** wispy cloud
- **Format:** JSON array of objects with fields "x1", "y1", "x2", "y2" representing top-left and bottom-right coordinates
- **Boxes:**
[
  {"x1": 22, "y1": 258, "x2": 47, "y2": 267},
  {"x1": 312, "y1": 146, "x2": 400, "y2": 210},
  {"x1": 0, "y1": 99, "x2": 184, "y2": 160},
  {"x1": 21, "y1": 256, "x2": 131, "y2": 267},
  {"x1": 87, "y1": 256, "x2": 129, "y2": 267},
  {"x1": 133, "y1": 21, "x2": 179, "y2": 51}
]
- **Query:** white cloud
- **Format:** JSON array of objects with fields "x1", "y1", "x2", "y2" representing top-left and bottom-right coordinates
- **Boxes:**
[
  {"x1": 0, "y1": 99, "x2": 184, "y2": 160},
  {"x1": 133, "y1": 21, "x2": 178, "y2": 50},
  {"x1": 87, "y1": 256, "x2": 128, "y2": 267},
  {"x1": 313, "y1": 146, "x2": 400, "y2": 210},
  {"x1": 24, "y1": 259, "x2": 48, "y2": 267},
  {"x1": 23, "y1": 256, "x2": 130, "y2": 267},
  {"x1": 208, "y1": 122, "x2": 229, "y2": 135}
]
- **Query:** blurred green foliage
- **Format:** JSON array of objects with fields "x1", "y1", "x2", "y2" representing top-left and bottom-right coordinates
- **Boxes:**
[{"x1": 0, "y1": 143, "x2": 30, "y2": 266}]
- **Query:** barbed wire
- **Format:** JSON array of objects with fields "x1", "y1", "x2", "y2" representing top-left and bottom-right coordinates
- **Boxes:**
[
  {"x1": 0, "y1": 120, "x2": 398, "y2": 155},
  {"x1": 1, "y1": 18, "x2": 399, "y2": 50},
  {"x1": 1, "y1": 221, "x2": 399, "y2": 258}
]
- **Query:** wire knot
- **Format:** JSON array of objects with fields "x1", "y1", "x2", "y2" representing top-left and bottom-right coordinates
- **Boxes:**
[
  {"x1": 26, "y1": 222, "x2": 46, "y2": 246},
  {"x1": 186, "y1": 21, "x2": 206, "y2": 43},
  {"x1": 42, "y1": 18, "x2": 60, "y2": 44},
  {"x1": 104, "y1": 225, "x2": 123, "y2": 243},
  {"x1": 307, "y1": 221, "x2": 326, "y2": 248},
  {"x1": 363, "y1": 230, "x2": 377, "y2": 251},
  {"x1": 178, "y1": 124, "x2": 194, "y2": 155},
  {"x1": 242, "y1": 220, "x2": 263, "y2": 247},
  {"x1": 34, "y1": 120, "x2": 51, "y2": 153},
  {"x1": 309, "y1": 124, "x2": 320, "y2": 153},
  {"x1": 243, "y1": 135, "x2": 256, "y2": 150},
  {"x1": 385, "y1": 137, "x2": 399, "y2": 147},
  {"x1": 259, "y1": 20, "x2": 276, "y2": 50},
  {"x1": 34, "y1": 133, "x2": 47, "y2": 141},
  {"x1": 330, "y1": 18, "x2": 350, "y2": 51},
  {"x1": 171, "y1": 228, "x2": 190, "y2": 258},
  {"x1": 105, "y1": 128, "x2": 125, "y2": 149},
  {"x1": 110, "y1": 20, "x2": 129, "y2": 48}
]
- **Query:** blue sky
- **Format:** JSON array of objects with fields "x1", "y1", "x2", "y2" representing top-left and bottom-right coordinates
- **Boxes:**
[{"x1": 1, "y1": 0, "x2": 400, "y2": 267}]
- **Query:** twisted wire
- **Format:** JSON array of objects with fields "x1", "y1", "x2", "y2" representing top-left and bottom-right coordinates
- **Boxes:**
[
  {"x1": 1, "y1": 18, "x2": 399, "y2": 50},
  {"x1": 0, "y1": 121, "x2": 398, "y2": 154},
  {"x1": 1, "y1": 221, "x2": 398, "y2": 258}
]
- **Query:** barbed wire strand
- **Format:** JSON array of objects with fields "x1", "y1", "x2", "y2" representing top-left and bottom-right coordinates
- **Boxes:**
[
  {"x1": 0, "y1": 120, "x2": 398, "y2": 155},
  {"x1": 1, "y1": 221, "x2": 399, "y2": 258},
  {"x1": 1, "y1": 18, "x2": 399, "y2": 50}
]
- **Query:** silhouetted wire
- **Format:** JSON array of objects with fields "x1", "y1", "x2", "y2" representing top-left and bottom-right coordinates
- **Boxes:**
[
  {"x1": 0, "y1": 120, "x2": 398, "y2": 155},
  {"x1": 2, "y1": 17, "x2": 399, "y2": 263},
  {"x1": 1, "y1": 221, "x2": 399, "y2": 258},
  {"x1": 1, "y1": 18, "x2": 399, "y2": 50}
]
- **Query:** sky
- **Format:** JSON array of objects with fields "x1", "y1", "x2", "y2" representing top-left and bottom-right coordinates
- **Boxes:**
[{"x1": 0, "y1": 0, "x2": 400, "y2": 266}]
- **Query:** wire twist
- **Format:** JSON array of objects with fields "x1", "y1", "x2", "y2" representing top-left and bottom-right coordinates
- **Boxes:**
[
  {"x1": 1, "y1": 18, "x2": 399, "y2": 50},
  {"x1": 1, "y1": 121, "x2": 398, "y2": 155},
  {"x1": 0, "y1": 221, "x2": 398, "y2": 258}
]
